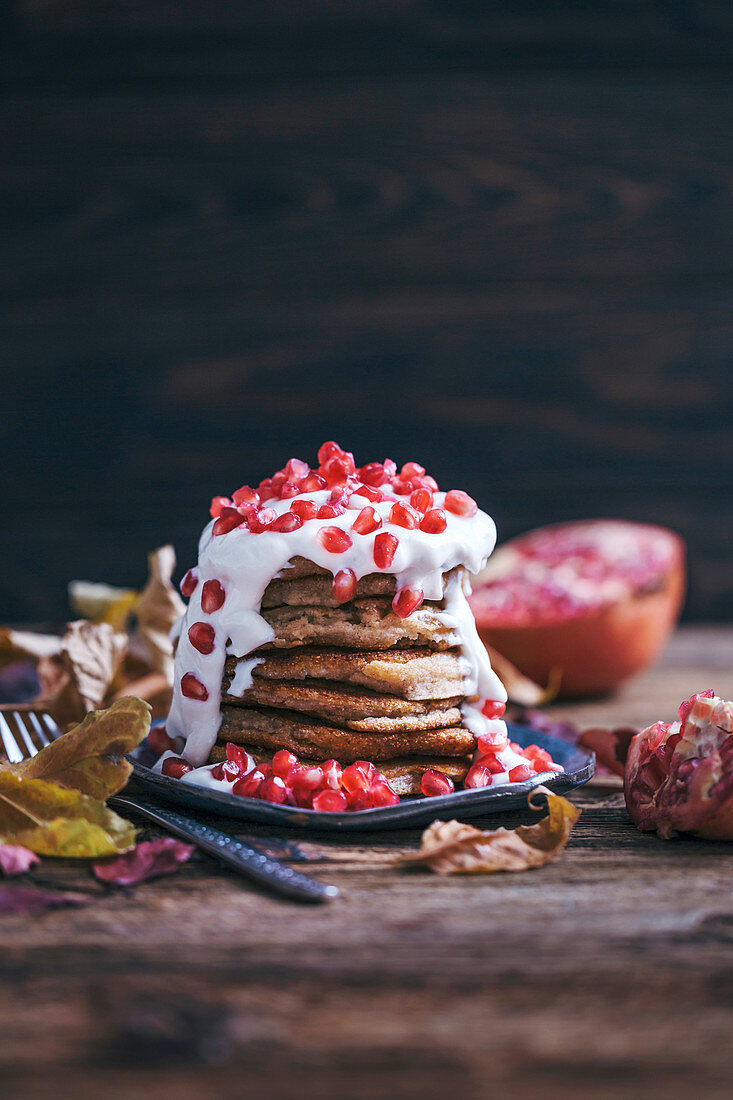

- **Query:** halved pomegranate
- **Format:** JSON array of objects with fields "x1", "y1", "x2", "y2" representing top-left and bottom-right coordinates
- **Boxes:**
[
  {"x1": 469, "y1": 520, "x2": 685, "y2": 697},
  {"x1": 625, "y1": 691, "x2": 733, "y2": 840}
]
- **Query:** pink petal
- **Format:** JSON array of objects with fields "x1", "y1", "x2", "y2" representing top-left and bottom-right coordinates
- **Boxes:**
[
  {"x1": 0, "y1": 845, "x2": 40, "y2": 876},
  {"x1": 92, "y1": 837, "x2": 195, "y2": 886}
]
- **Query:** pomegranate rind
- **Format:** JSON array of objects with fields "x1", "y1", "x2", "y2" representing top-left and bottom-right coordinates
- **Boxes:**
[
  {"x1": 624, "y1": 693, "x2": 733, "y2": 840},
  {"x1": 470, "y1": 520, "x2": 685, "y2": 697}
]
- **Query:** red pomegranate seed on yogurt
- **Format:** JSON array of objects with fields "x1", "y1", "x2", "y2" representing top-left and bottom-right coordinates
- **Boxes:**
[
  {"x1": 332, "y1": 568, "x2": 357, "y2": 604},
  {"x1": 481, "y1": 700, "x2": 507, "y2": 719},
  {"x1": 317, "y1": 503, "x2": 344, "y2": 519},
  {"x1": 313, "y1": 788, "x2": 348, "y2": 813},
  {"x1": 359, "y1": 462, "x2": 388, "y2": 487},
  {"x1": 302, "y1": 472, "x2": 327, "y2": 492},
  {"x1": 162, "y1": 757, "x2": 193, "y2": 779},
  {"x1": 464, "y1": 763, "x2": 493, "y2": 788},
  {"x1": 317, "y1": 526, "x2": 353, "y2": 553},
  {"x1": 508, "y1": 764, "x2": 533, "y2": 782},
  {"x1": 278, "y1": 480, "x2": 300, "y2": 499},
  {"x1": 285, "y1": 458, "x2": 310, "y2": 482},
  {"x1": 390, "y1": 502, "x2": 420, "y2": 529},
  {"x1": 269, "y1": 512, "x2": 303, "y2": 533},
  {"x1": 292, "y1": 765, "x2": 324, "y2": 792},
  {"x1": 410, "y1": 488, "x2": 433, "y2": 513},
  {"x1": 322, "y1": 759, "x2": 343, "y2": 789},
  {"x1": 188, "y1": 621, "x2": 215, "y2": 655},
  {"x1": 233, "y1": 769, "x2": 265, "y2": 798},
  {"x1": 147, "y1": 726, "x2": 177, "y2": 756},
  {"x1": 419, "y1": 508, "x2": 447, "y2": 534},
  {"x1": 246, "y1": 507, "x2": 276, "y2": 533},
  {"x1": 180, "y1": 673, "x2": 208, "y2": 701},
  {"x1": 225, "y1": 742, "x2": 254, "y2": 770},
  {"x1": 232, "y1": 485, "x2": 260, "y2": 507},
  {"x1": 290, "y1": 499, "x2": 318, "y2": 522},
  {"x1": 475, "y1": 753, "x2": 505, "y2": 774},
  {"x1": 370, "y1": 778, "x2": 399, "y2": 807},
  {"x1": 209, "y1": 496, "x2": 231, "y2": 518},
  {"x1": 350, "y1": 483, "x2": 383, "y2": 504},
  {"x1": 445, "y1": 489, "x2": 478, "y2": 517},
  {"x1": 392, "y1": 585, "x2": 424, "y2": 618},
  {"x1": 391, "y1": 479, "x2": 412, "y2": 496},
  {"x1": 213, "y1": 506, "x2": 245, "y2": 536},
  {"x1": 373, "y1": 531, "x2": 399, "y2": 568},
  {"x1": 401, "y1": 461, "x2": 426, "y2": 480},
  {"x1": 201, "y1": 579, "x2": 225, "y2": 613},
  {"x1": 318, "y1": 441, "x2": 344, "y2": 465},
  {"x1": 259, "y1": 776, "x2": 289, "y2": 804},
  {"x1": 476, "y1": 730, "x2": 508, "y2": 755},
  {"x1": 272, "y1": 749, "x2": 299, "y2": 781},
  {"x1": 421, "y1": 769, "x2": 455, "y2": 797},
  {"x1": 180, "y1": 569, "x2": 198, "y2": 598},
  {"x1": 352, "y1": 506, "x2": 382, "y2": 535}
]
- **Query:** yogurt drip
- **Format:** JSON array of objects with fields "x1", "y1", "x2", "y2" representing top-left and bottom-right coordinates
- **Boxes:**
[{"x1": 169, "y1": 480, "x2": 509, "y2": 771}]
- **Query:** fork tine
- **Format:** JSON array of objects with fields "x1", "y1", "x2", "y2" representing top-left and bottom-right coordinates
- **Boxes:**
[
  {"x1": 41, "y1": 713, "x2": 61, "y2": 741},
  {"x1": 0, "y1": 713, "x2": 25, "y2": 763},
  {"x1": 12, "y1": 712, "x2": 38, "y2": 757},
  {"x1": 29, "y1": 711, "x2": 52, "y2": 747}
]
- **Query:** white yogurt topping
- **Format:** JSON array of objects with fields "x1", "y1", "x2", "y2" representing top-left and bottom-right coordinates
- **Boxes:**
[{"x1": 168, "y1": 486, "x2": 508, "y2": 768}]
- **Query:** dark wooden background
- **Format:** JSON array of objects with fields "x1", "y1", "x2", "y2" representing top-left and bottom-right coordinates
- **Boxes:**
[{"x1": 1, "y1": 1, "x2": 732, "y2": 623}]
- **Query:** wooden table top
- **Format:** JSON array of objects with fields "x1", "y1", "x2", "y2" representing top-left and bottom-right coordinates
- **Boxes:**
[{"x1": 2, "y1": 625, "x2": 733, "y2": 1100}]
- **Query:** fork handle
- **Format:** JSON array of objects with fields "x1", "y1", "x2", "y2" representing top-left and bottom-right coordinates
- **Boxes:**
[{"x1": 110, "y1": 795, "x2": 338, "y2": 904}]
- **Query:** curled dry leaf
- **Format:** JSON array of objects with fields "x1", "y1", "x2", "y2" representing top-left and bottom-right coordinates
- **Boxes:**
[
  {"x1": 135, "y1": 545, "x2": 186, "y2": 685},
  {"x1": 34, "y1": 620, "x2": 128, "y2": 729},
  {"x1": 0, "y1": 844, "x2": 40, "y2": 876},
  {"x1": 0, "y1": 696, "x2": 150, "y2": 858},
  {"x1": 579, "y1": 726, "x2": 638, "y2": 778},
  {"x1": 93, "y1": 837, "x2": 194, "y2": 886},
  {"x1": 483, "y1": 644, "x2": 561, "y2": 707},
  {"x1": 0, "y1": 885, "x2": 91, "y2": 915},
  {"x1": 400, "y1": 788, "x2": 580, "y2": 875}
]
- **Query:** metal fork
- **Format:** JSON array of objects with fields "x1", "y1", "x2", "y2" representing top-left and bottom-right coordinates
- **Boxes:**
[{"x1": 0, "y1": 709, "x2": 338, "y2": 904}]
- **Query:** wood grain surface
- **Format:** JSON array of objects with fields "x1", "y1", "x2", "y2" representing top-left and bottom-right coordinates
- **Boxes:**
[
  {"x1": 1, "y1": 625, "x2": 732, "y2": 1099},
  {"x1": 1, "y1": 2, "x2": 731, "y2": 624}
]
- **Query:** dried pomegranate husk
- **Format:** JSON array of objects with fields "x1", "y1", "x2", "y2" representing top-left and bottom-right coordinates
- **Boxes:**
[{"x1": 624, "y1": 691, "x2": 733, "y2": 840}]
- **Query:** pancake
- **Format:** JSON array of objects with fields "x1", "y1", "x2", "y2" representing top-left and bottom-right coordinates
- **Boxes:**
[
  {"x1": 261, "y1": 598, "x2": 459, "y2": 651},
  {"x1": 261, "y1": 567, "x2": 459, "y2": 609},
  {"x1": 223, "y1": 676, "x2": 463, "y2": 728},
  {"x1": 208, "y1": 742, "x2": 472, "y2": 796},
  {"x1": 225, "y1": 647, "x2": 469, "y2": 700},
  {"x1": 217, "y1": 705, "x2": 476, "y2": 760}
]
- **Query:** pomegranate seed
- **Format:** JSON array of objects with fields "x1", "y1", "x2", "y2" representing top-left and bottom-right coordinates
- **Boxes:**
[
  {"x1": 508, "y1": 764, "x2": 533, "y2": 782},
  {"x1": 401, "y1": 461, "x2": 425, "y2": 479},
  {"x1": 352, "y1": 506, "x2": 382, "y2": 535},
  {"x1": 213, "y1": 506, "x2": 245, "y2": 536},
  {"x1": 317, "y1": 503, "x2": 345, "y2": 519},
  {"x1": 353, "y1": 760, "x2": 376, "y2": 783},
  {"x1": 285, "y1": 458, "x2": 310, "y2": 482},
  {"x1": 359, "y1": 462, "x2": 388, "y2": 487},
  {"x1": 246, "y1": 507, "x2": 276, "y2": 533},
  {"x1": 323, "y1": 455, "x2": 355, "y2": 486},
  {"x1": 258, "y1": 478, "x2": 275, "y2": 501},
  {"x1": 181, "y1": 673, "x2": 208, "y2": 701},
  {"x1": 269, "y1": 511, "x2": 303, "y2": 533},
  {"x1": 646, "y1": 721, "x2": 669, "y2": 751},
  {"x1": 332, "y1": 568, "x2": 357, "y2": 604},
  {"x1": 342, "y1": 763, "x2": 370, "y2": 794},
  {"x1": 392, "y1": 585, "x2": 424, "y2": 618},
  {"x1": 350, "y1": 483, "x2": 383, "y2": 503},
  {"x1": 313, "y1": 788, "x2": 348, "y2": 813},
  {"x1": 422, "y1": 475, "x2": 439, "y2": 491},
  {"x1": 318, "y1": 441, "x2": 344, "y2": 465},
  {"x1": 209, "y1": 496, "x2": 231, "y2": 518},
  {"x1": 302, "y1": 472, "x2": 327, "y2": 492},
  {"x1": 147, "y1": 727, "x2": 177, "y2": 755},
  {"x1": 292, "y1": 765, "x2": 324, "y2": 792},
  {"x1": 421, "y1": 769, "x2": 455, "y2": 797},
  {"x1": 481, "y1": 700, "x2": 507, "y2": 719},
  {"x1": 476, "y1": 730, "x2": 509, "y2": 755},
  {"x1": 215, "y1": 759, "x2": 243, "y2": 783},
  {"x1": 475, "y1": 753, "x2": 505, "y2": 774},
  {"x1": 509, "y1": 742, "x2": 523, "y2": 754},
  {"x1": 373, "y1": 531, "x2": 399, "y2": 568},
  {"x1": 180, "y1": 569, "x2": 198, "y2": 598},
  {"x1": 260, "y1": 776, "x2": 289, "y2": 804},
  {"x1": 188, "y1": 621, "x2": 215, "y2": 655},
  {"x1": 390, "y1": 502, "x2": 420, "y2": 529},
  {"x1": 232, "y1": 485, "x2": 260, "y2": 507},
  {"x1": 322, "y1": 759, "x2": 343, "y2": 789},
  {"x1": 317, "y1": 526, "x2": 353, "y2": 554},
  {"x1": 410, "y1": 488, "x2": 433, "y2": 513},
  {"x1": 383, "y1": 459, "x2": 397, "y2": 477},
  {"x1": 419, "y1": 508, "x2": 447, "y2": 534},
  {"x1": 226, "y1": 743, "x2": 255, "y2": 772},
  {"x1": 370, "y1": 778, "x2": 399, "y2": 807},
  {"x1": 445, "y1": 489, "x2": 478, "y2": 517},
  {"x1": 210, "y1": 762, "x2": 226, "y2": 780},
  {"x1": 278, "y1": 480, "x2": 300, "y2": 499},
  {"x1": 162, "y1": 757, "x2": 192, "y2": 779},
  {"x1": 290, "y1": 499, "x2": 318, "y2": 522},
  {"x1": 348, "y1": 789, "x2": 374, "y2": 811},
  {"x1": 272, "y1": 750, "x2": 299, "y2": 781},
  {"x1": 464, "y1": 763, "x2": 493, "y2": 789},
  {"x1": 201, "y1": 579, "x2": 226, "y2": 613},
  {"x1": 391, "y1": 478, "x2": 412, "y2": 496},
  {"x1": 233, "y1": 769, "x2": 265, "y2": 798}
]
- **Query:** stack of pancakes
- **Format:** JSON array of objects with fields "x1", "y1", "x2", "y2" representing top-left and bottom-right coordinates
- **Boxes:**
[{"x1": 208, "y1": 557, "x2": 477, "y2": 794}]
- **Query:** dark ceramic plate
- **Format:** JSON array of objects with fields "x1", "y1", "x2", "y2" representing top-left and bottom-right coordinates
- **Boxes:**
[{"x1": 127, "y1": 723, "x2": 594, "y2": 832}]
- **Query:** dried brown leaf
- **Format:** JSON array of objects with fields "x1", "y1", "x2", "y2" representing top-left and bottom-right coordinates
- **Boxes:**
[
  {"x1": 483, "y1": 645, "x2": 561, "y2": 707},
  {"x1": 135, "y1": 546, "x2": 185, "y2": 685},
  {"x1": 400, "y1": 788, "x2": 581, "y2": 875}
]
